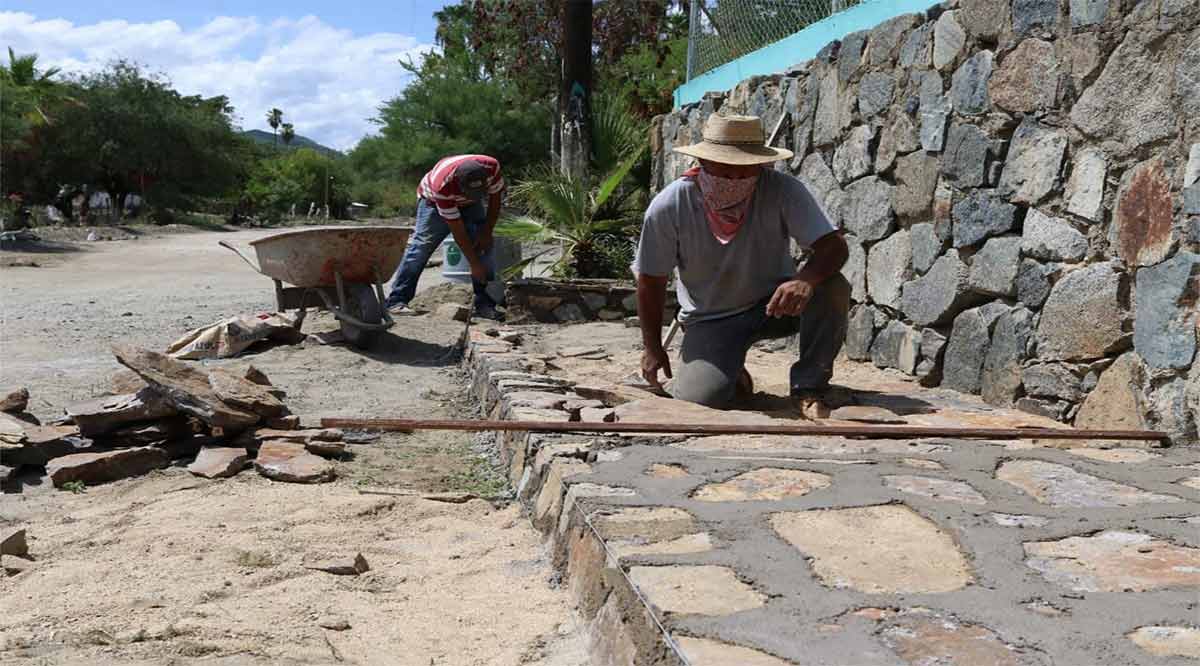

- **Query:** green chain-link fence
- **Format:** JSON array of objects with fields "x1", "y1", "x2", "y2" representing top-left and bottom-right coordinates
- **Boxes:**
[{"x1": 686, "y1": 0, "x2": 865, "y2": 80}]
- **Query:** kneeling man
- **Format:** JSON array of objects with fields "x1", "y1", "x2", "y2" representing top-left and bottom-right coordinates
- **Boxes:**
[{"x1": 633, "y1": 114, "x2": 850, "y2": 412}]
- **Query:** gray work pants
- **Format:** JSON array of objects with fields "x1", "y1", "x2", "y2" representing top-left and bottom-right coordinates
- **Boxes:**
[{"x1": 672, "y1": 274, "x2": 851, "y2": 409}]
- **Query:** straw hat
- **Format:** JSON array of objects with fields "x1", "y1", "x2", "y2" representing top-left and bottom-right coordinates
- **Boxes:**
[{"x1": 672, "y1": 114, "x2": 793, "y2": 165}]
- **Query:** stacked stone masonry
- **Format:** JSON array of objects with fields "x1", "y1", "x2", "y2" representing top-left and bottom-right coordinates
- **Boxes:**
[
  {"x1": 650, "y1": 0, "x2": 1200, "y2": 445},
  {"x1": 461, "y1": 324, "x2": 1200, "y2": 665}
]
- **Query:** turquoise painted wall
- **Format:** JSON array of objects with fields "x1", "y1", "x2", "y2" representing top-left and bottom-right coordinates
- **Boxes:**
[{"x1": 675, "y1": 0, "x2": 940, "y2": 108}]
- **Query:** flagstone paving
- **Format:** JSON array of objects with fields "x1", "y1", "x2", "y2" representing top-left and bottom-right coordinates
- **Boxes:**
[{"x1": 465, "y1": 322, "x2": 1200, "y2": 665}]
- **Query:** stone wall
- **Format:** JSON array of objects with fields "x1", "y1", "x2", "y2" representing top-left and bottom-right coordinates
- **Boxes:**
[{"x1": 651, "y1": 0, "x2": 1200, "y2": 444}]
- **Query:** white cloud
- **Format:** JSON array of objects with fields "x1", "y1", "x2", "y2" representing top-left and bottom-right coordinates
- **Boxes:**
[{"x1": 0, "y1": 11, "x2": 432, "y2": 150}]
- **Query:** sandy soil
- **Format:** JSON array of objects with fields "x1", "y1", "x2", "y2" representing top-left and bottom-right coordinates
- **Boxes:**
[{"x1": 0, "y1": 227, "x2": 587, "y2": 665}]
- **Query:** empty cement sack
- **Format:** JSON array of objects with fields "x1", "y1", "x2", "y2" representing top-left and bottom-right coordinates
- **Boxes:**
[{"x1": 167, "y1": 313, "x2": 304, "y2": 360}]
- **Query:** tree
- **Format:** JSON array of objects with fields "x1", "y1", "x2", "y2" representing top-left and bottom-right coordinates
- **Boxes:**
[
  {"x1": 2, "y1": 47, "x2": 63, "y2": 125},
  {"x1": 32, "y1": 61, "x2": 252, "y2": 216},
  {"x1": 266, "y1": 108, "x2": 283, "y2": 146},
  {"x1": 281, "y1": 123, "x2": 296, "y2": 146},
  {"x1": 246, "y1": 148, "x2": 355, "y2": 221}
]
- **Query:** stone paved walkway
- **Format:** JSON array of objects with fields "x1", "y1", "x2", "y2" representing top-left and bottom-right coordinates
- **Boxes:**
[{"x1": 465, "y1": 322, "x2": 1200, "y2": 665}]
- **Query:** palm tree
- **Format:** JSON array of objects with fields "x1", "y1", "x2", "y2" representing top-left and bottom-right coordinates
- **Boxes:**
[
  {"x1": 3, "y1": 47, "x2": 63, "y2": 125},
  {"x1": 280, "y1": 122, "x2": 296, "y2": 147},
  {"x1": 496, "y1": 95, "x2": 650, "y2": 279},
  {"x1": 266, "y1": 108, "x2": 283, "y2": 146}
]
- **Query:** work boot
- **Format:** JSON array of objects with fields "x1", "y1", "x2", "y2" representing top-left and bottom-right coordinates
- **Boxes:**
[
  {"x1": 473, "y1": 304, "x2": 505, "y2": 322},
  {"x1": 791, "y1": 385, "x2": 854, "y2": 420}
]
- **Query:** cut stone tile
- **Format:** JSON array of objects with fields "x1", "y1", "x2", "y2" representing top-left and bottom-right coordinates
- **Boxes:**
[
  {"x1": 902, "y1": 458, "x2": 945, "y2": 470},
  {"x1": 997, "y1": 460, "x2": 1182, "y2": 507},
  {"x1": 771, "y1": 505, "x2": 973, "y2": 593},
  {"x1": 592, "y1": 506, "x2": 697, "y2": 542},
  {"x1": 627, "y1": 565, "x2": 765, "y2": 616},
  {"x1": 558, "y1": 484, "x2": 637, "y2": 535},
  {"x1": 674, "y1": 636, "x2": 793, "y2": 666},
  {"x1": 879, "y1": 609, "x2": 1021, "y2": 666},
  {"x1": 1064, "y1": 448, "x2": 1160, "y2": 464},
  {"x1": 646, "y1": 463, "x2": 690, "y2": 479},
  {"x1": 187, "y1": 447, "x2": 249, "y2": 479},
  {"x1": 253, "y1": 440, "x2": 335, "y2": 484},
  {"x1": 609, "y1": 533, "x2": 714, "y2": 559},
  {"x1": 694, "y1": 468, "x2": 831, "y2": 502},
  {"x1": 1024, "y1": 531, "x2": 1200, "y2": 592},
  {"x1": 1129, "y1": 626, "x2": 1200, "y2": 659},
  {"x1": 884, "y1": 474, "x2": 987, "y2": 505},
  {"x1": 991, "y1": 513, "x2": 1050, "y2": 528}
]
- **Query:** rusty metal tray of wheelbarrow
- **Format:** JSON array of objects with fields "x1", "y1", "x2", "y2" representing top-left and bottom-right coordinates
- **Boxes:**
[{"x1": 221, "y1": 226, "x2": 414, "y2": 287}]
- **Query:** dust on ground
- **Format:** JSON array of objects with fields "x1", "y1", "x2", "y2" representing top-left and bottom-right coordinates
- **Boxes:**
[{"x1": 0, "y1": 228, "x2": 587, "y2": 665}]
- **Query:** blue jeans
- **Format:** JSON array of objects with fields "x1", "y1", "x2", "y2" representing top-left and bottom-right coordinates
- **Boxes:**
[{"x1": 384, "y1": 197, "x2": 496, "y2": 309}]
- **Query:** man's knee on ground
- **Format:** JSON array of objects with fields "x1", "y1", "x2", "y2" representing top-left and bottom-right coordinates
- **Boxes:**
[{"x1": 671, "y1": 374, "x2": 736, "y2": 410}]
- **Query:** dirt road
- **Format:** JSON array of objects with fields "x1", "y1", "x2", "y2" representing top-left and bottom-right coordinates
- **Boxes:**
[{"x1": 0, "y1": 228, "x2": 587, "y2": 665}]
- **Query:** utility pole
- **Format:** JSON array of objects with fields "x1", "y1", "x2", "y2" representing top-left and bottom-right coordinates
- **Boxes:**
[{"x1": 560, "y1": 0, "x2": 592, "y2": 181}]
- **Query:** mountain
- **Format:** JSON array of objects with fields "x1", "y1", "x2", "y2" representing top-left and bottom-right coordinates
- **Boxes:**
[{"x1": 242, "y1": 129, "x2": 341, "y2": 156}]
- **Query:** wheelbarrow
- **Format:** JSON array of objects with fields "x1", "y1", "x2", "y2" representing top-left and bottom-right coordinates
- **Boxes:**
[{"x1": 219, "y1": 226, "x2": 413, "y2": 349}]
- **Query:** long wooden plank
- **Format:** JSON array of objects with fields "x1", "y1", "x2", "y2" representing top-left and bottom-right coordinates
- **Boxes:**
[{"x1": 320, "y1": 417, "x2": 1168, "y2": 442}]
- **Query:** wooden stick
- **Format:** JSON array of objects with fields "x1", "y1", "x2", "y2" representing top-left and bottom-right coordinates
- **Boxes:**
[{"x1": 321, "y1": 417, "x2": 1167, "y2": 442}]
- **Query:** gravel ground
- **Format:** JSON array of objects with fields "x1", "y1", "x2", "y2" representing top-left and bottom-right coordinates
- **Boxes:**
[{"x1": 0, "y1": 227, "x2": 587, "y2": 665}]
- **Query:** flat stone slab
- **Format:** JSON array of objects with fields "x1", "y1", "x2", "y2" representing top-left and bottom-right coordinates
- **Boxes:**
[
  {"x1": 592, "y1": 506, "x2": 697, "y2": 542},
  {"x1": 693, "y1": 468, "x2": 831, "y2": 502},
  {"x1": 997, "y1": 460, "x2": 1182, "y2": 507},
  {"x1": 46, "y1": 446, "x2": 168, "y2": 488},
  {"x1": 771, "y1": 505, "x2": 972, "y2": 593},
  {"x1": 884, "y1": 474, "x2": 987, "y2": 505},
  {"x1": 874, "y1": 608, "x2": 1024, "y2": 666},
  {"x1": 64, "y1": 388, "x2": 177, "y2": 437},
  {"x1": 1064, "y1": 448, "x2": 1160, "y2": 464},
  {"x1": 627, "y1": 565, "x2": 765, "y2": 616},
  {"x1": 674, "y1": 636, "x2": 792, "y2": 666},
  {"x1": 1024, "y1": 531, "x2": 1200, "y2": 592},
  {"x1": 207, "y1": 368, "x2": 286, "y2": 418},
  {"x1": 678, "y1": 434, "x2": 950, "y2": 456},
  {"x1": 254, "y1": 440, "x2": 335, "y2": 483},
  {"x1": 1129, "y1": 626, "x2": 1200, "y2": 659},
  {"x1": 609, "y1": 533, "x2": 713, "y2": 560},
  {"x1": 187, "y1": 446, "x2": 249, "y2": 479},
  {"x1": 112, "y1": 346, "x2": 259, "y2": 430}
]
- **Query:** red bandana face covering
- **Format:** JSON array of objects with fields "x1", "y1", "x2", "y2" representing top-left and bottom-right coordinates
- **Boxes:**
[{"x1": 683, "y1": 166, "x2": 761, "y2": 244}]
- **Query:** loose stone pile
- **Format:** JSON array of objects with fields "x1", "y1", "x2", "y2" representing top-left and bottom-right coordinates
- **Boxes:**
[
  {"x1": 0, "y1": 348, "x2": 345, "y2": 489},
  {"x1": 651, "y1": 0, "x2": 1200, "y2": 444},
  {"x1": 463, "y1": 322, "x2": 1200, "y2": 665}
]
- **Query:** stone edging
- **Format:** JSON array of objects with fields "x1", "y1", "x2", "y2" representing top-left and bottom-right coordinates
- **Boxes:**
[{"x1": 462, "y1": 328, "x2": 686, "y2": 666}]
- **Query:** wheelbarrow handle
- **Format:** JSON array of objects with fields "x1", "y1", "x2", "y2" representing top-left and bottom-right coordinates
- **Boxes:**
[{"x1": 218, "y1": 240, "x2": 262, "y2": 274}]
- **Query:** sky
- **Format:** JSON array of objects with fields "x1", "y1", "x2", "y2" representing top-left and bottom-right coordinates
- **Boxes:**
[{"x1": 0, "y1": 1, "x2": 455, "y2": 151}]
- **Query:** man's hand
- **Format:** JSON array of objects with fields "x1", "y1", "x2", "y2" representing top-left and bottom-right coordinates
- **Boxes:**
[
  {"x1": 767, "y1": 279, "x2": 815, "y2": 318},
  {"x1": 641, "y1": 345, "x2": 673, "y2": 389}
]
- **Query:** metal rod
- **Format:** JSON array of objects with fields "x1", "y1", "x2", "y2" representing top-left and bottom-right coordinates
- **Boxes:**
[{"x1": 320, "y1": 417, "x2": 1168, "y2": 442}]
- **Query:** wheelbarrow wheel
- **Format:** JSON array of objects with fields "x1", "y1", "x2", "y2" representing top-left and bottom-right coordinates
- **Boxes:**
[{"x1": 340, "y1": 283, "x2": 382, "y2": 349}]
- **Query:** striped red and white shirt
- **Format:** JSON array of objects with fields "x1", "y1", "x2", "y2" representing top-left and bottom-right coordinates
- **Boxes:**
[{"x1": 417, "y1": 154, "x2": 505, "y2": 221}]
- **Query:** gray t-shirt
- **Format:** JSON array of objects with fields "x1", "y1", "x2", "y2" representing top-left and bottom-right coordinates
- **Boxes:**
[{"x1": 632, "y1": 168, "x2": 836, "y2": 323}]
